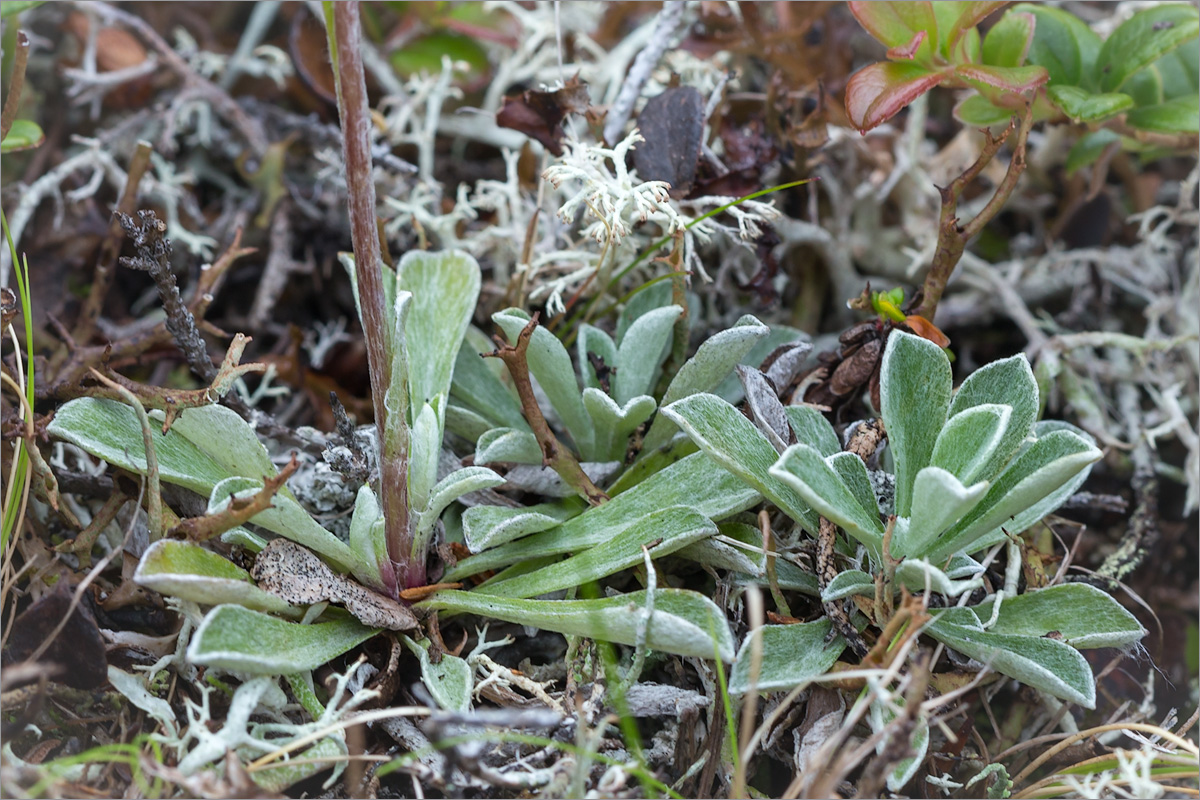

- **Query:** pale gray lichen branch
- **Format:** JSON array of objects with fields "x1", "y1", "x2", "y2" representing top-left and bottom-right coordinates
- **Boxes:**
[{"x1": 602, "y1": 0, "x2": 686, "y2": 144}]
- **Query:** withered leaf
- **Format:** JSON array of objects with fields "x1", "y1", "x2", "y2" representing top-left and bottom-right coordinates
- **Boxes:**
[
  {"x1": 632, "y1": 86, "x2": 705, "y2": 197},
  {"x1": 830, "y1": 338, "x2": 881, "y2": 397},
  {"x1": 6, "y1": 581, "x2": 108, "y2": 690},
  {"x1": 251, "y1": 539, "x2": 418, "y2": 631},
  {"x1": 496, "y1": 76, "x2": 591, "y2": 156}
]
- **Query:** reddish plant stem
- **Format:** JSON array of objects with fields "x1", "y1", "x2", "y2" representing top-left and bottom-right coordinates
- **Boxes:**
[
  {"x1": 487, "y1": 316, "x2": 609, "y2": 507},
  {"x1": 331, "y1": 2, "x2": 413, "y2": 593},
  {"x1": 913, "y1": 101, "x2": 1035, "y2": 322}
]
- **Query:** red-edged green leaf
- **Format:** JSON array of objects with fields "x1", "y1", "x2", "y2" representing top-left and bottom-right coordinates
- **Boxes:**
[
  {"x1": 849, "y1": 1, "x2": 938, "y2": 63},
  {"x1": 846, "y1": 61, "x2": 949, "y2": 133},
  {"x1": 955, "y1": 63, "x2": 1048, "y2": 95},
  {"x1": 1046, "y1": 85, "x2": 1134, "y2": 122},
  {"x1": 939, "y1": 1, "x2": 1012, "y2": 56},
  {"x1": 1127, "y1": 95, "x2": 1200, "y2": 134},
  {"x1": 983, "y1": 11, "x2": 1035, "y2": 68},
  {"x1": 1098, "y1": 4, "x2": 1200, "y2": 93},
  {"x1": 888, "y1": 30, "x2": 928, "y2": 60}
]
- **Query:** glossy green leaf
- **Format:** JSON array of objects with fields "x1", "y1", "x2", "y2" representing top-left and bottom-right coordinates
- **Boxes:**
[
  {"x1": 401, "y1": 636, "x2": 473, "y2": 712},
  {"x1": 614, "y1": 305, "x2": 682, "y2": 404},
  {"x1": 188, "y1": 605, "x2": 379, "y2": 674},
  {"x1": 880, "y1": 331, "x2": 953, "y2": 517},
  {"x1": 662, "y1": 393, "x2": 819, "y2": 533},
  {"x1": 0, "y1": 119, "x2": 44, "y2": 153},
  {"x1": 925, "y1": 429, "x2": 1102, "y2": 562},
  {"x1": 577, "y1": 324, "x2": 618, "y2": 391},
  {"x1": 1156, "y1": 38, "x2": 1199, "y2": 98},
  {"x1": 955, "y1": 63, "x2": 1049, "y2": 97},
  {"x1": 936, "y1": 2, "x2": 1010, "y2": 57},
  {"x1": 896, "y1": 467, "x2": 989, "y2": 558},
  {"x1": 931, "y1": 403, "x2": 1012, "y2": 486},
  {"x1": 494, "y1": 308, "x2": 594, "y2": 458},
  {"x1": 955, "y1": 94, "x2": 1018, "y2": 126},
  {"x1": 728, "y1": 619, "x2": 845, "y2": 694},
  {"x1": 969, "y1": 583, "x2": 1146, "y2": 649},
  {"x1": 1065, "y1": 129, "x2": 1123, "y2": 175},
  {"x1": 1097, "y1": 4, "x2": 1200, "y2": 92},
  {"x1": 0, "y1": 2, "x2": 45, "y2": 18},
  {"x1": 1127, "y1": 95, "x2": 1200, "y2": 133},
  {"x1": 134, "y1": 540, "x2": 298, "y2": 616},
  {"x1": 927, "y1": 607, "x2": 1096, "y2": 707},
  {"x1": 476, "y1": 427, "x2": 542, "y2": 465},
  {"x1": 462, "y1": 501, "x2": 582, "y2": 553},
  {"x1": 445, "y1": 451, "x2": 759, "y2": 579},
  {"x1": 770, "y1": 444, "x2": 883, "y2": 551},
  {"x1": 983, "y1": 11, "x2": 1034, "y2": 68},
  {"x1": 420, "y1": 588, "x2": 736, "y2": 661},
  {"x1": 583, "y1": 389, "x2": 656, "y2": 462},
  {"x1": 390, "y1": 31, "x2": 490, "y2": 81},
  {"x1": 1015, "y1": 3, "x2": 1101, "y2": 87},
  {"x1": 849, "y1": 0, "x2": 938, "y2": 62},
  {"x1": 642, "y1": 315, "x2": 769, "y2": 452},
  {"x1": 1047, "y1": 85, "x2": 1134, "y2": 122},
  {"x1": 478, "y1": 506, "x2": 716, "y2": 598}
]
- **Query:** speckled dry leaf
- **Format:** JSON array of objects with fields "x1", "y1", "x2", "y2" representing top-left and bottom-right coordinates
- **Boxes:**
[{"x1": 251, "y1": 539, "x2": 417, "y2": 631}]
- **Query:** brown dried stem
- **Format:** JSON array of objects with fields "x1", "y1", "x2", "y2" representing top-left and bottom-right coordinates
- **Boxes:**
[
  {"x1": 912, "y1": 101, "x2": 1035, "y2": 322},
  {"x1": 330, "y1": 2, "x2": 413, "y2": 592},
  {"x1": 171, "y1": 454, "x2": 300, "y2": 542},
  {"x1": 486, "y1": 316, "x2": 609, "y2": 506}
]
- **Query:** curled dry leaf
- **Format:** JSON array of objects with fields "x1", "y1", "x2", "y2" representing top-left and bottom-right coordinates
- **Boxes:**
[
  {"x1": 496, "y1": 75, "x2": 591, "y2": 156},
  {"x1": 251, "y1": 539, "x2": 418, "y2": 631},
  {"x1": 632, "y1": 86, "x2": 705, "y2": 197}
]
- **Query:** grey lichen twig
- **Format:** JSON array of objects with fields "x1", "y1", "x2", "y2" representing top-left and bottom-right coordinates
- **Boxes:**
[
  {"x1": 913, "y1": 102, "x2": 1035, "y2": 322},
  {"x1": 602, "y1": 1, "x2": 685, "y2": 145},
  {"x1": 117, "y1": 210, "x2": 215, "y2": 382}
]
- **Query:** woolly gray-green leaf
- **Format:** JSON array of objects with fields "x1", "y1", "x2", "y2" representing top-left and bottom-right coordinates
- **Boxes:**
[
  {"x1": 444, "y1": 451, "x2": 759, "y2": 580},
  {"x1": 930, "y1": 403, "x2": 1012, "y2": 486},
  {"x1": 894, "y1": 558, "x2": 984, "y2": 598},
  {"x1": 968, "y1": 583, "x2": 1146, "y2": 649},
  {"x1": 880, "y1": 331, "x2": 953, "y2": 517},
  {"x1": 821, "y1": 569, "x2": 875, "y2": 603},
  {"x1": 207, "y1": 477, "x2": 360, "y2": 575},
  {"x1": 925, "y1": 430, "x2": 1102, "y2": 562},
  {"x1": 165, "y1": 404, "x2": 282, "y2": 494},
  {"x1": 399, "y1": 250, "x2": 482, "y2": 412},
  {"x1": 401, "y1": 636, "x2": 473, "y2": 712},
  {"x1": 476, "y1": 427, "x2": 543, "y2": 465},
  {"x1": 409, "y1": 401, "x2": 441, "y2": 512},
  {"x1": 783, "y1": 405, "x2": 842, "y2": 458},
  {"x1": 616, "y1": 281, "x2": 673, "y2": 345},
  {"x1": 419, "y1": 466, "x2": 505, "y2": 537},
  {"x1": 462, "y1": 501, "x2": 581, "y2": 553},
  {"x1": 827, "y1": 451, "x2": 882, "y2": 522},
  {"x1": 134, "y1": 540, "x2": 299, "y2": 616},
  {"x1": 420, "y1": 588, "x2": 736, "y2": 661},
  {"x1": 494, "y1": 308, "x2": 594, "y2": 458},
  {"x1": 451, "y1": 339, "x2": 529, "y2": 432},
  {"x1": 642, "y1": 315, "x2": 769, "y2": 452},
  {"x1": 948, "y1": 353, "x2": 1038, "y2": 482},
  {"x1": 729, "y1": 619, "x2": 845, "y2": 694},
  {"x1": 48, "y1": 398, "x2": 232, "y2": 496},
  {"x1": 927, "y1": 607, "x2": 1096, "y2": 707},
  {"x1": 188, "y1": 605, "x2": 379, "y2": 675},
  {"x1": 614, "y1": 305, "x2": 683, "y2": 404},
  {"x1": 661, "y1": 393, "x2": 819, "y2": 533},
  {"x1": 770, "y1": 444, "x2": 883, "y2": 550},
  {"x1": 577, "y1": 324, "x2": 618, "y2": 391},
  {"x1": 445, "y1": 403, "x2": 494, "y2": 442},
  {"x1": 583, "y1": 389, "x2": 656, "y2": 461},
  {"x1": 348, "y1": 486, "x2": 387, "y2": 589},
  {"x1": 478, "y1": 506, "x2": 716, "y2": 598},
  {"x1": 896, "y1": 467, "x2": 989, "y2": 559}
]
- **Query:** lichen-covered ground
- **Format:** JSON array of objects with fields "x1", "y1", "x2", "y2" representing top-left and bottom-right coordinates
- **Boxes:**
[{"x1": 1, "y1": 2, "x2": 1197, "y2": 798}]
